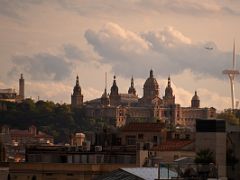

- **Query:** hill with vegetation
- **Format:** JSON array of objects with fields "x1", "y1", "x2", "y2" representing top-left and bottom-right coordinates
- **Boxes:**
[{"x1": 0, "y1": 99, "x2": 105, "y2": 143}]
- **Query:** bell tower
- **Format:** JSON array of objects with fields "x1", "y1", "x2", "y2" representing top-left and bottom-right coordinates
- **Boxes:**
[
  {"x1": 128, "y1": 76, "x2": 136, "y2": 95},
  {"x1": 71, "y1": 75, "x2": 83, "y2": 108},
  {"x1": 163, "y1": 76, "x2": 175, "y2": 106},
  {"x1": 110, "y1": 76, "x2": 120, "y2": 106}
]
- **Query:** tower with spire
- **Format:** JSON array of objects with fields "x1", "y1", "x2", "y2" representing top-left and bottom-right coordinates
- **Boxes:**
[
  {"x1": 128, "y1": 76, "x2": 136, "y2": 95},
  {"x1": 110, "y1": 75, "x2": 120, "y2": 106},
  {"x1": 101, "y1": 73, "x2": 110, "y2": 107},
  {"x1": 163, "y1": 76, "x2": 175, "y2": 106},
  {"x1": 19, "y1": 74, "x2": 24, "y2": 100},
  {"x1": 71, "y1": 75, "x2": 83, "y2": 108}
]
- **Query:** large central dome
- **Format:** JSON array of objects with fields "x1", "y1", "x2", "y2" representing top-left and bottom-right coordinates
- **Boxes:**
[{"x1": 143, "y1": 70, "x2": 159, "y2": 99}]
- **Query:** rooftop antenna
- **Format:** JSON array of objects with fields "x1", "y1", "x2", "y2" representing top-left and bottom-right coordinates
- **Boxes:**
[
  {"x1": 223, "y1": 40, "x2": 240, "y2": 110},
  {"x1": 105, "y1": 72, "x2": 107, "y2": 91}
]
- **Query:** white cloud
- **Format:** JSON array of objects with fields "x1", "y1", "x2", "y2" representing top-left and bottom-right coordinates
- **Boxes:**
[
  {"x1": 9, "y1": 52, "x2": 72, "y2": 81},
  {"x1": 85, "y1": 22, "x2": 235, "y2": 80}
]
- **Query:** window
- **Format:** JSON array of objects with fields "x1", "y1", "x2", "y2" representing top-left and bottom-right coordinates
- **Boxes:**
[
  {"x1": 138, "y1": 134, "x2": 144, "y2": 139},
  {"x1": 153, "y1": 136, "x2": 157, "y2": 143},
  {"x1": 126, "y1": 136, "x2": 136, "y2": 145}
]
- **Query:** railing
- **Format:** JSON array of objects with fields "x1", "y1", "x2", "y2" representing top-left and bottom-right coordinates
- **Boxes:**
[{"x1": 156, "y1": 163, "x2": 219, "y2": 180}]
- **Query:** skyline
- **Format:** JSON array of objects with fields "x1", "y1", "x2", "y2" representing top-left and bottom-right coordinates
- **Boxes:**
[{"x1": 1, "y1": 0, "x2": 240, "y2": 110}]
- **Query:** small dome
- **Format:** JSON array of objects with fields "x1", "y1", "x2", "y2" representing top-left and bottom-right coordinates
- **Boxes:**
[
  {"x1": 144, "y1": 70, "x2": 159, "y2": 90},
  {"x1": 192, "y1": 91, "x2": 199, "y2": 101}
]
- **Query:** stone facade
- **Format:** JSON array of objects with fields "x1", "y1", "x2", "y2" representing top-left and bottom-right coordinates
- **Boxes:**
[{"x1": 74, "y1": 70, "x2": 216, "y2": 129}]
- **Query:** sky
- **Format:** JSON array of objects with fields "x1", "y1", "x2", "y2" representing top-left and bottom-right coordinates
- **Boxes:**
[{"x1": 0, "y1": 0, "x2": 240, "y2": 111}]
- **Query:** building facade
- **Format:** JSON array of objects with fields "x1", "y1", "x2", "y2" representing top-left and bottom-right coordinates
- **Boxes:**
[
  {"x1": 0, "y1": 74, "x2": 25, "y2": 102},
  {"x1": 73, "y1": 70, "x2": 216, "y2": 129},
  {"x1": 0, "y1": 125, "x2": 53, "y2": 162}
]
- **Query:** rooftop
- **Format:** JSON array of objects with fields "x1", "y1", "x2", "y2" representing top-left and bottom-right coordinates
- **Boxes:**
[
  {"x1": 151, "y1": 140, "x2": 194, "y2": 151},
  {"x1": 121, "y1": 122, "x2": 165, "y2": 132}
]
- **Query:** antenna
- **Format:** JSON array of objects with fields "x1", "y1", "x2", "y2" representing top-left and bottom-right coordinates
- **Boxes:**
[
  {"x1": 223, "y1": 40, "x2": 240, "y2": 110},
  {"x1": 233, "y1": 39, "x2": 236, "y2": 70},
  {"x1": 105, "y1": 72, "x2": 107, "y2": 91}
]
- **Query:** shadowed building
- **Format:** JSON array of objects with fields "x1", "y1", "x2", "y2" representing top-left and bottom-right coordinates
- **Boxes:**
[
  {"x1": 196, "y1": 119, "x2": 227, "y2": 179},
  {"x1": 73, "y1": 70, "x2": 216, "y2": 129},
  {"x1": 71, "y1": 75, "x2": 83, "y2": 108}
]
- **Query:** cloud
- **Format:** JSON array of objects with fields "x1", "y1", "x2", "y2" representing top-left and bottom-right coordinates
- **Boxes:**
[
  {"x1": 63, "y1": 44, "x2": 85, "y2": 61},
  {"x1": 56, "y1": 0, "x2": 240, "y2": 17},
  {"x1": 0, "y1": 0, "x2": 43, "y2": 19},
  {"x1": 25, "y1": 81, "x2": 102, "y2": 104},
  {"x1": 9, "y1": 52, "x2": 72, "y2": 81},
  {"x1": 1, "y1": 0, "x2": 240, "y2": 22},
  {"x1": 85, "y1": 22, "x2": 235, "y2": 80}
]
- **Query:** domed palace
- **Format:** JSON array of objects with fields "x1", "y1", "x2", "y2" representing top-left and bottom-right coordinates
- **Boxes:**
[{"x1": 71, "y1": 70, "x2": 216, "y2": 129}]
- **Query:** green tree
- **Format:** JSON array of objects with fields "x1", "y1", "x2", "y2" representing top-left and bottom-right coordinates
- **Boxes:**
[
  {"x1": 217, "y1": 110, "x2": 240, "y2": 125},
  {"x1": 227, "y1": 148, "x2": 239, "y2": 170},
  {"x1": 195, "y1": 149, "x2": 215, "y2": 164}
]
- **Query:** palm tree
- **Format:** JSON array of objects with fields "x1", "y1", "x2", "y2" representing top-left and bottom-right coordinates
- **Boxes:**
[{"x1": 195, "y1": 149, "x2": 215, "y2": 164}]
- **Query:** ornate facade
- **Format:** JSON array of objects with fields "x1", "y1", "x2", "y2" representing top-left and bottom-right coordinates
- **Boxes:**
[{"x1": 73, "y1": 70, "x2": 216, "y2": 130}]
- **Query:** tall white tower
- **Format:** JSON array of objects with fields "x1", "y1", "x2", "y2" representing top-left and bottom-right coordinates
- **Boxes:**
[{"x1": 223, "y1": 41, "x2": 239, "y2": 109}]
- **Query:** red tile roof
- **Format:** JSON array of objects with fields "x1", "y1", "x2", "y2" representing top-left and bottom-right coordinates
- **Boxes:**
[
  {"x1": 121, "y1": 122, "x2": 165, "y2": 132},
  {"x1": 151, "y1": 140, "x2": 194, "y2": 151}
]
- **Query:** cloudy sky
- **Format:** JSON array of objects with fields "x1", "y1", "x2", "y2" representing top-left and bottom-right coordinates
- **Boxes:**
[{"x1": 1, "y1": 0, "x2": 240, "y2": 110}]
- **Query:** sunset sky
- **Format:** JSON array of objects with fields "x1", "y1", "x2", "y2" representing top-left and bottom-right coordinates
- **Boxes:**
[{"x1": 1, "y1": 0, "x2": 240, "y2": 110}]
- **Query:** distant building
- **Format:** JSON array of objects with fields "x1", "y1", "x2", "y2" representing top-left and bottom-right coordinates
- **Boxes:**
[
  {"x1": 25, "y1": 145, "x2": 148, "y2": 166},
  {"x1": 0, "y1": 89, "x2": 17, "y2": 102},
  {"x1": 120, "y1": 122, "x2": 167, "y2": 146},
  {"x1": 73, "y1": 70, "x2": 216, "y2": 129},
  {"x1": 71, "y1": 75, "x2": 83, "y2": 108},
  {"x1": 0, "y1": 125, "x2": 53, "y2": 162},
  {"x1": 70, "y1": 133, "x2": 85, "y2": 146},
  {"x1": 0, "y1": 74, "x2": 25, "y2": 102}
]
